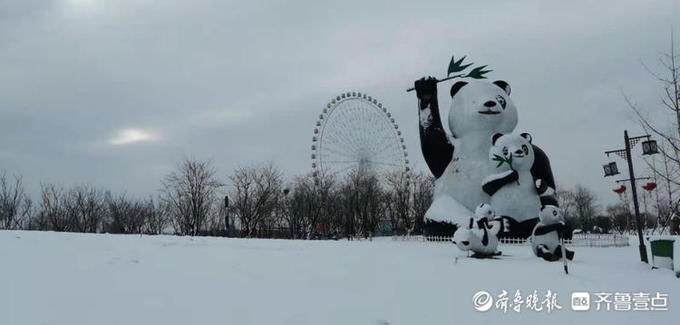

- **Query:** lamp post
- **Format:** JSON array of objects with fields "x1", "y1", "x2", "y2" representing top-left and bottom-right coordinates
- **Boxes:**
[
  {"x1": 224, "y1": 195, "x2": 230, "y2": 237},
  {"x1": 604, "y1": 130, "x2": 659, "y2": 263}
]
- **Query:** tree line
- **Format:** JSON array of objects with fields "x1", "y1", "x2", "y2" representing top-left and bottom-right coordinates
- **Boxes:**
[
  {"x1": 557, "y1": 185, "x2": 675, "y2": 235},
  {"x1": 3, "y1": 159, "x2": 676, "y2": 238},
  {"x1": 0, "y1": 160, "x2": 435, "y2": 239}
]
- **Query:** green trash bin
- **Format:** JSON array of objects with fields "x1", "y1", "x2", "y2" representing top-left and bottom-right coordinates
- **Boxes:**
[{"x1": 649, "y1": 237, "x2": 680, "y2": 278}]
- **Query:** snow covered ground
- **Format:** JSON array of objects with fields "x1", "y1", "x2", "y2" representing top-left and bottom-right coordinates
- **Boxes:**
[{"x1": 2, "y1": 230, "x2": 678, "y2": 325}]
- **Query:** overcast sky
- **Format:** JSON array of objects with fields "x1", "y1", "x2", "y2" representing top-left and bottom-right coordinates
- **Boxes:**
[{"x1": 1, "y1": 0, "x2": 679, "y2": 207}]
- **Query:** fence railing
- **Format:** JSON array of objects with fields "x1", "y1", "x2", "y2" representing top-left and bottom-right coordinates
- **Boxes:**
[
  {"x1": 568, "y1": 233, "x2": 630, "y2": 247},
  {"x1": 393, "y1": 233, "x2": 630, "y2": 247}
]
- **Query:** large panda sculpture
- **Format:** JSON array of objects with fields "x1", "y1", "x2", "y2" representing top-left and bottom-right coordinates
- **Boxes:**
[{"x1": 413, "y1": 77, "x2": 557, "y2": 237}]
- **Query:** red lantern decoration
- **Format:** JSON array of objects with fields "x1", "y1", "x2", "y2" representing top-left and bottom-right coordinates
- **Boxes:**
[
  {"x1": 613, "y1": 185, "x2": 626, "y2": 194},
  {"x1": 642, "y1": 182, "x2": 657, "y2": 191}
]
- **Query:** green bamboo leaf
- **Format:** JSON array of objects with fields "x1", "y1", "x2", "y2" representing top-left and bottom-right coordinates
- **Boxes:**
[
  {"x1": 492, "y1": 154, "x2": 505, "y2": 168},
  {"x1": 447, "y1": 55, "x2": 474, "y2": 75},
  {"x1": 447, "y1": 56, "x2": 462, "y2": 74},
  {"x1": 466, "y1": 65, "x2": 493, "y2": 79}
]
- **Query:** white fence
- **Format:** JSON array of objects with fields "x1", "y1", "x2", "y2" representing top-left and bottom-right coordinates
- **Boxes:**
[
  {"x1": 393, "y1": 233, "x2": 630, "y2": 247},
  {"x1": 568, "y1": 234, "x2": 629, "y2": 247}
]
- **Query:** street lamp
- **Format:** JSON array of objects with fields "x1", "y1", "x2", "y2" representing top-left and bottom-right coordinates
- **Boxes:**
[
  {"x1": 224, "y1": 195, "x2": 230, "y2": 236},
  {"x1": 641, "y1": 139, "x2": 659, "y2": 155},
  {"x1": 603, "y1": 161, "x2": 620, "y2": 177},
  {"x1": 603, "y1": 131, "x2": 658, "y2": 263}
]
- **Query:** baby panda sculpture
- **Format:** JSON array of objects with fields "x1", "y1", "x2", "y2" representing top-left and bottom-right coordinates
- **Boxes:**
[
  {"x1": 531, "y1": 205, "x2": 575, "y2": 262},
  {"x1": 452, "y1": 203, "x2": 503, "y2": 257},
  {"x1": 482, "y1": 132, "x2": 551, "y2": 238}
]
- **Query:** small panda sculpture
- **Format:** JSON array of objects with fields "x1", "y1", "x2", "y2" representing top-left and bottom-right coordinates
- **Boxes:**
[
  {"x1": 452, "y1": 203, "x2": 503, "y2": 257},
  {"x1": 482, "y1": 132, "x2": 548, "y2": 238},
  {"x1": 530, "y1": 205, "x2": 575, "y2": 262}
]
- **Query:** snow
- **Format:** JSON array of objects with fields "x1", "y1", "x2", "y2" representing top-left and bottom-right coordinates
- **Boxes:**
[
  {"x1": 424, "y1": 193, "x2": 473, "y2": 225},
  {"x1": 2, "y1": 230, "x2": 679, "y2": 325}
]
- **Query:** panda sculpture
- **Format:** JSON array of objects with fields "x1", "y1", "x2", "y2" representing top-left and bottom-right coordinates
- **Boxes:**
[
  {"x1": 530, "y1": 205, "x2": 575, "y2": 262},
  {"x1": 413, "y1": 77, "x2": 557, "y2": 237},
  {"x1": 482, "y1": 132, "x2": 551, "y2": 238},
  {"x1": 452, "y1": 203, "x2": 503, "y2": 257}
]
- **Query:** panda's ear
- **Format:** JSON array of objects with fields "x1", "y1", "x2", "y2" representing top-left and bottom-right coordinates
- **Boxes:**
[
  {"x1": 520, "y1": 132, "x2": 532, "y2": 144},
  {"x1": 493, "y1": 80, "x2": 511, "y2": 95},
  {"x1": 450, "y1": 81, "x2": 468, "y2": 98},
  {"x1": 491, "y1": 133, "x2": 503, "y2": 145}
]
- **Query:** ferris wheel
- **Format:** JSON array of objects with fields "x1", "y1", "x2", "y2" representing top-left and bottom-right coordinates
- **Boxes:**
[{"x1": 311, "y1": 91, "x2": 409, "y2": 179}]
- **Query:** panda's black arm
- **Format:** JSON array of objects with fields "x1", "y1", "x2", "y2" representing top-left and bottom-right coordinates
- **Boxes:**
[
  {"x1": 418, "y1": 98, "x2": 453, "y2": 179},
  {"x1": 476, "y1": 217, "x2": 489, "y2": 229},
  {"x1": 534, "y1": 223, "x2": 565, "y2": 236},
  {"x1": 531, "y1": 145, "x2": 558, "y2": 206},
  {"x1": 482, "y1": 170, "x2": 518, "y2": 196},
  {"x1": 415, "y1": 78, "x2": 453, "y2": 179},
  {"x1": 531, "y1": 145, "x2": 555, "y2": 189}
]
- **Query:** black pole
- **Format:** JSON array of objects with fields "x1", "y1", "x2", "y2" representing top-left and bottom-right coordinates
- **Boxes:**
[
  {"x1": 625, "y1": 130, "x2": 649, "y2": 263},
  {"x1": 224, "y1": 195, "x2": 230, "y2": 237}
]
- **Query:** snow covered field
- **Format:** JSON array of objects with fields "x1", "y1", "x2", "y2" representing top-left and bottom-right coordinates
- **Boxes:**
[{"x1": 2, "y1": 230, "x2": 678, "y2": 325}]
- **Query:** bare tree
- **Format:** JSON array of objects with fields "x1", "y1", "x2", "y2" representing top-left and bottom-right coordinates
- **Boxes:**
[
  {"x1": 625, "y1": 31, "x2": 680, "y2": 224},
  {"x1": 315, "y1": 173, "x2": 341, "y2": 238},
  {"x1": 384, "y1": 170, "x2": 412, "y2": 234},
  {"x1": 162, "y1": 158, "x2": 223, "y2": 236},
  {"x1": 410, "y1": 171, "x2": 434, "y2": 235},
  {"x1": 204, "y1": 200, "x2": 228, "y2": 236},
  {"x1": 558, "y1": 186, "x2": 601, "y2": 233},
  {"x1": 607, "y1": 203, "x2": 632, "y2": 234},
  {"x1": 284, "y1": 174, "x2": 315, "y2": 239},
  {"x1": 572, "y1": 185, "x2": 599, "y2": 231},
  {"x1": 0, "y1": 172, "x2": 32, "y2": 230},
  {"x1": 63, "y1": 186, "x2": 105, "y2": 233},
  {"x1": 341, "y1": 170, "x2": 384, "y2": 239},
  {"x1": 557, "y1": 189, "x2": 575, "y2": 221},
  {"x1": 38, "y1": 184, "x2": 69, "y2": 231},
  {"x1": 282, "y1": 172, "x2": 339, "y2": 239},
  {"x1": 229, "y1": 163, "x2": 282, "y2": 237},
  {"x1": 103, "y1": 194, "x2": 146, "y2": 234},
  {"x1": 142, "y1": 197, "x2": 169, "y2": 235},
  {"x1": 626, "y1": 32, "x2": 680, "y2": 156}
]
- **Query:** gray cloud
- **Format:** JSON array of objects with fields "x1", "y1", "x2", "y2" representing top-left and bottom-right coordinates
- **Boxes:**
[{"x1": 1, "y1": 0, "x2": 679, "y2": 206}]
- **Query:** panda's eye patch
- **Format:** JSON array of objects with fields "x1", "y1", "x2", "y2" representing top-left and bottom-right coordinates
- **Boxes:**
[
  {"x1": 522, "y1": 145, "x2": 528, "y2": 154},
  {"x1": 502, "y1": 147, "x2": 508, "y2": 156},
  {"x1": 552, "y1": 211, "x2": 558, "y2": 216},
  {"x1": 496, "y1": 95, "x2": 506, "y2": 109}
]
